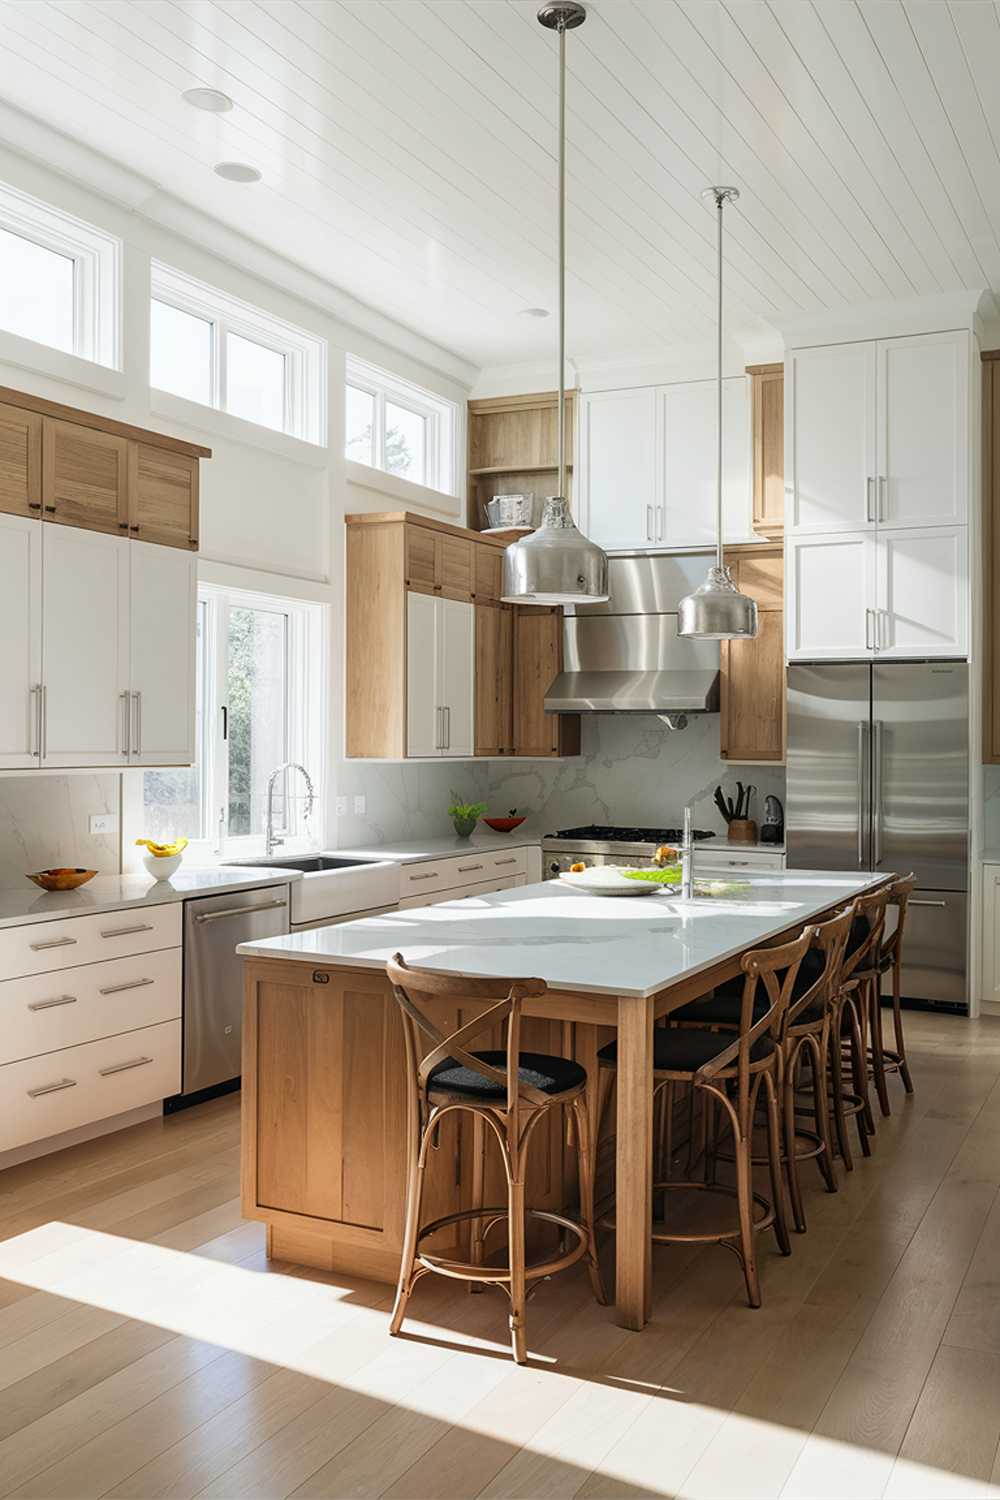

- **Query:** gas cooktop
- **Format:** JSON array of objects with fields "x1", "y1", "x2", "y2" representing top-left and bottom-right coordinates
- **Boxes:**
[{"x1": 544, "y1": 825, "x2": 716, "y2": 845}]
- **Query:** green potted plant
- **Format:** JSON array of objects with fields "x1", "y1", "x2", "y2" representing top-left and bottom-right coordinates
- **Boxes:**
[{"x1": 448, "y1": 801, "x2": 486, "y2": 839}]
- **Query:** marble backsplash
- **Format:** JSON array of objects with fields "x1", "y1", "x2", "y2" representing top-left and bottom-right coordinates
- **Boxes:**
[
  {"x1": 335, "y1": 714, "x2": 785, "y2": 847},
  {"x1": 0, "y1": 775, "x2": 121, "y2": 887}
]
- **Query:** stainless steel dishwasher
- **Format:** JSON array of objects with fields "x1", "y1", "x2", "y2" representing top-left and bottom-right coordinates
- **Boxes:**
[{"x1": 175, "y1": 884, "x2": 291, "y2": 1105}]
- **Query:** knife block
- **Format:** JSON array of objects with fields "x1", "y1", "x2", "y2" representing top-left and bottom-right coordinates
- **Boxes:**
[{"x1": 728, "y1": 819, "x2": 758, "y2": 842}]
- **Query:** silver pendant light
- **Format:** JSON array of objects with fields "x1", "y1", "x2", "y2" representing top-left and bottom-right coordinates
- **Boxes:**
[
  {"x1": 678, "y1": 187, "x2": 758, "y2": 640},
  {"x1": 501, "y1": 1, "x2": 608, "y2": 606}
]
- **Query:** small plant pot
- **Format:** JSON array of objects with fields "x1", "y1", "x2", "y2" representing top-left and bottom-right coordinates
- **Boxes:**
[
  {"x1": 728, "y1": 819, "x2": 758, "y2": 843},
  {"x1": 143, "y1": 852, "x2": 183, "y2": 882},
  {"x1": 452, "y1": 817, "x2": 478, "y2": 839}
]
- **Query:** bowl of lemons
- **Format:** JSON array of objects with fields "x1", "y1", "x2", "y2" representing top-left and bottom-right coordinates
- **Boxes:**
[{"x1": 136, "y1": 837, "x2": 188, "y2": 882}]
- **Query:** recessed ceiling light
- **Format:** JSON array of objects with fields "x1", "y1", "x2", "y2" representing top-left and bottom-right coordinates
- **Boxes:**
[
  {"x1": 183, "y1": 87, "x2": 233, "y2": 112},
  {"x1": 214, "y1": 162, "x2": 262, "y2": 183},
  {"x1": 520, "y1": 307, "x2": 549, "y2": 318}
]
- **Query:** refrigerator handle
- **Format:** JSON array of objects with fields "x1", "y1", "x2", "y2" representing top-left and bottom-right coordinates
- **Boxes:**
[
  {"x1": 873, "y1": 719, "x2": 883, "y2": 867},
  {"x1": 857, "y1": 720, "x2": 867, "y2": 867}
]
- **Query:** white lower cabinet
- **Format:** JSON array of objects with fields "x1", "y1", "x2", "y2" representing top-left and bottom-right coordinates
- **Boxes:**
[
  {"x1": 787, "y1": 525, "x2": 967, "y2": 661},
  {"x1": 982, "y1": 864, "x2": 1000, "y2": 1011},
  {"x1": 0, "y1": 903, "x2": 182, "y2": 1159},
  {"x1": 406, "y1": 591, "x2": 474, "y2": 757},
  {"x1": 695, "y1": 848, "x2": 785, "y2": 873},
  {"x1": 396, "y1": 848, "x2": 528, "y2": 908}
]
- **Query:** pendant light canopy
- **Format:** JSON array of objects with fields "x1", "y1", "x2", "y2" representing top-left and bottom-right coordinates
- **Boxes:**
[
  {"x1": 501, "y1": 1, "x2": 608, "y2": 607},
  {"x1": 678, "y1": 187, "x2": 758, "y2": 641}
]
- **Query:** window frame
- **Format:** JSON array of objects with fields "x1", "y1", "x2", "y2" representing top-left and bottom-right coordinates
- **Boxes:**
[
  {"x1": 135, "y1": 582, "x2": 327, "y2": 860},
  {"x1": 0, "y1": 178, "x2": 120, "y2": 367},
  {"x1": 150, "y1": 261, "x2": 326, "y2": 444},
  {"x1": 345, "y1": 354, "x2": 456, "y2": 495}
]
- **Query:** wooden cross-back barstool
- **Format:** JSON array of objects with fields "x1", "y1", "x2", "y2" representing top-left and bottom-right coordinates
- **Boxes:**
[
  {"x1": 828, "y1": 881, "x2": 893, "y2": 1169},
  {"x1": 594, "y1": 928, "x2": 812, "y2": 1309},
  {"x1": 386, "y1": 954, "x2": 606, "y2": 1365},
  {"x1": 860, "y1": 873, "x2": 916, "y2": 1114}
]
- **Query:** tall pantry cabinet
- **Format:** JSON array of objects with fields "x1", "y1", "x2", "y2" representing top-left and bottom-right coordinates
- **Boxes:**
[
  {"x1": 785, "y1": 329, "x2": 971, "y2": 661},
  {"x1": 0, "y1": 387, "x2": 208, "y2": 771}
]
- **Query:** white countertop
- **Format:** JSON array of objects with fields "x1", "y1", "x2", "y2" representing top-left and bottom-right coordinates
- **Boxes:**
[
  {"x1": 333, "y1": 831, "x2": 544, "y2": 864},
  {"x1": 0, "y1": 866, "x2": 300, "y2": 930},
  {"x1": 238, "y1": 868, "x2": 880, "y2": 1000}
]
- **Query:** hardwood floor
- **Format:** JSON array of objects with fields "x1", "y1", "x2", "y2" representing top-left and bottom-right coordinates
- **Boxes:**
[{"x1": 1, "y1": 1011, "x2": 999, "y2": 1499}]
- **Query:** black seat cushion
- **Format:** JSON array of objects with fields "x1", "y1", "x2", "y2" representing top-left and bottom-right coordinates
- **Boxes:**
[
  {"x1": 427, "y1": 1049, "x2": 585, "y2": 1098},
  {"x1": 598, "y1": 1027, "x2": 773, "y2": 1074},
  {"x1": 671, "y1": 947, "x2": 829, "y2": 1027}
]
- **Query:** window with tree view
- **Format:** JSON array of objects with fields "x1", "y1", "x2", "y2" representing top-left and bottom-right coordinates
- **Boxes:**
[
  {"x1": 345, "y1": 355, "x2": 456, "y2": 495},
  {"x1": 139, "y1": 586, "x2": 325, "y2": 854}
]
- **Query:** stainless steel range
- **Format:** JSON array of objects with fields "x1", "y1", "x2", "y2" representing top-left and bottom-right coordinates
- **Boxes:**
[{"x1": 541, "y1": 824, "x2": 716, "y2": 879}]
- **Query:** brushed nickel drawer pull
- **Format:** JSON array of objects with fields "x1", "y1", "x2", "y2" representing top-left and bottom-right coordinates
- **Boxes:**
[
  {"x1": 27, "y1": 994, "x2": 78, "y2": 1012},
  {"x1": 29, "y1": 935, "x2": 77, "y2": 952},
  {"x1": 458, "y1": 864, "x2": 484, "y2": 873},
  {"x1": 27, "y1": 1078, "x2": 76, "y2": 1098},
  {"x1": 494, "y1": 858, "x2": 518, "y2": 867},
  {"x1": 98, "y1": 977, "x2": 155, "y2": 996},
  {"x1": 409, "y1": 872, "x2": 439, "y2": 882},
  {"x1": 99, "y1": 1056, "x2": 153, "y2": 1077},
  {"x1": 100, "y1": 923, "x2": 155, "y2": 939}
]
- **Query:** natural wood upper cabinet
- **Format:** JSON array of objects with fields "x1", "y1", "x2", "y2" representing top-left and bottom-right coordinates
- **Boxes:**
[
  {"x1": 748, "y1": 363, "x2": 783, "y2": 537},
  {"x1": 346, "y1": 512, "x2": 579, "y2": 759},
  {"x1": 720, "y1": 544, "x2": 784, "y2": 763},
  {"x1": 0, "y1": 386, "x2": 207, "y2": 549},
  {"x1": 0, "y1": 401, "x2": 42, "y2": 519}
]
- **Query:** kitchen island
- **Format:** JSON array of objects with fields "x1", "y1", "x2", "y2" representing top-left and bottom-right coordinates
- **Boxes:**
[{"x1": 238, "y1": 869, "x2": 884, "y2": 1331}]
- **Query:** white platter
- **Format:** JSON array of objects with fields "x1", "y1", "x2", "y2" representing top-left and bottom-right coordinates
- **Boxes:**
[{"x1": 557, "y1": 869, "x2": 661, "y2": 897}]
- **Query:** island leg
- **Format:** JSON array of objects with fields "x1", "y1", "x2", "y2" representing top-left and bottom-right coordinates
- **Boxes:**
[{"x1": 615, "y1": 995, "x2": 653, "y2": 1330}]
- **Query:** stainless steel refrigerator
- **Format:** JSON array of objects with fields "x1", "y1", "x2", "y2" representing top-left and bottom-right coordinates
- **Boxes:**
[{"x1": 786, "y1": 661, "x2": 968, "y2": 1008}]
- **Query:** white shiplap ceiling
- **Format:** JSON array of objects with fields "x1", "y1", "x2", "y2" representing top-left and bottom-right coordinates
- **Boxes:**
[{"x1": 2, "y1": 0, "x2": 1000, "y2": 368}]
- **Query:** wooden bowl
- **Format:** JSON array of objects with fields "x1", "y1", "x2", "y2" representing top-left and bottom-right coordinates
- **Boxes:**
[
  {"x1": 482, "y1": 816, "x2": 526, "y2": 833},
  {"x1": 27, "y1": 868, "x2": 98, "y2": 892}
]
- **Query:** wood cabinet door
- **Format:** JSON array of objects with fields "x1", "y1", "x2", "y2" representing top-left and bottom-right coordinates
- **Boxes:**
[
  {"x1": 720, "y1": 549, "x2": 784, "y2": 763},
  {"x1": 41, "y1": 525, "x2": 130, "y2": 766},
  {"x1": 786, "y1": 531, "x2": 876, "y2": 661},
  {"x1": 475, "y1": 603, "x2": 513, "y2": 756},
  {"x1": 406, "y1": 590, "x2": 440, "y2": 756},
  {"x1": 129, "y1": 443, "x2": 199, "y2": 550},
  {"x1": 439, "y1": 597, "x2": 475, "y2": 756},
  {"x1": 129, "y1": 542, "x2": 197, "y2": 765},
  {"x1": 435, "y1": 533, "x2": 474, "y2": 600},
  {"x1": 877, "y1": 331, "x2": 969, "y2": 529},
  {"x1": 876, "y1": 524, "x2": 968, "y2": 660},
  {"x1": 785, "y1": 343, "x2": 876, "y2": 534},
  {"x1": 579, "y1": 388, "x2": 656, "y2": 549},
  {"x1": 512, "y1": 607, "x2": 580, "y2": 757},
  {"x1": 750, "y1": 365, "x2": 784, "y2": 536},
  {"x1": 474, "y1": 544, "x2": 502, "y2": 604},
  {"x1": 0, "y1": 401, "x2": 42, "y2": 519},
  {"x1": 404, "y1": 524, "x2": 436, "y2": 594},
  {"x1": 42, "y1": 418, "x2": 129, "y2": 536},
  {"x1": 0, "y1": 512, "x2": 42, "y2": 768}
]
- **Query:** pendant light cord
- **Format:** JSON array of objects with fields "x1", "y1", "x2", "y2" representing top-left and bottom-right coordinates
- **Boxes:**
[
  {"x1": 557, "y1": 17, "x2": 567, "y2": 503},
  {"x1": 715, "y1": 187, "x2": 724, "y2": 574}
]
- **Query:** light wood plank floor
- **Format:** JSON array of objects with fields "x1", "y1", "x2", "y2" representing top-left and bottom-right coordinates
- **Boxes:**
[{"x1": 2, "y1": 1010, "x2": 1000, "y2": 1499}]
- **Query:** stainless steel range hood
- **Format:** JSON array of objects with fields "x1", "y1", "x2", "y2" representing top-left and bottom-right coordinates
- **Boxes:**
[{"x1": 544, "y1": 550, "x2": 721, "y2": 715}]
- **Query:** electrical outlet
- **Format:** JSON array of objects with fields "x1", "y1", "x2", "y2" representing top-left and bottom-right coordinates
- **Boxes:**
[
  {"x1": 335, "y1": 796, "x2": 349, "y2": 817},
  {"x1": 353, "y1": 795, "x2": 366, "y2": 816},
  {"x1": 89, "y1": 813, "x2": 117, "y2": 835}
]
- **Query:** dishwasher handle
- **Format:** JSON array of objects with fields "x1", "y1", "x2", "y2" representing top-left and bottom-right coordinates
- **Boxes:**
[{"x1": 193, "y1": 897, "x2": 288, "y2": 924}]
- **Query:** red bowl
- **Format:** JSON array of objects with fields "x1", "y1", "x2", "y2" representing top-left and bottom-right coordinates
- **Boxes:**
[{"x1": 482, "y1": 816, "x2": 526, "y2": 833}]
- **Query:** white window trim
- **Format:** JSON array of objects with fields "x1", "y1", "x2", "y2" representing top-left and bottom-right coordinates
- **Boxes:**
[
  {"x1": 126, "y1": 581, "x2": 327, "y2": 866},
  {"x1": 0, "y1": 177, "x2": 120, "y2": 368},
  {"x1": 150, "y1": 261, "x2": 327, "y2": 445},
  {"x1": 346, "y1": 354, "x2": 458, "y2": 497}
]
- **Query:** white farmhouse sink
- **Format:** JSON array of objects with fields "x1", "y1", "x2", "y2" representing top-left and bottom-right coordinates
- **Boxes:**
[{"x1": 223, "y1": 853, "x2": 400, "y2": 927}]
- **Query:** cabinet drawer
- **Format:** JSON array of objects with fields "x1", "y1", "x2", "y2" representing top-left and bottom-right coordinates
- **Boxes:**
[
  {"x1": 0, "y1": 903, "x2": 181, "y2": 980},
  {"x1": 398, "y1": 848, "x2": 528, "y2": 899},
  {"x1": 398, "y1": 859, "x2": 456, "y2": 898},
  {"x1": 694, "y1": 849, "x2": 785, "y2": 871},
  {"x1": 0, "y1": 947, "x2": 181, "y2": 1065},
  {"x1": 397, "y1": 875, "x2": 522, "y2": 910},
  {"x1": 0, "y1": 1019, "x2": 181, "y2": 1153}
]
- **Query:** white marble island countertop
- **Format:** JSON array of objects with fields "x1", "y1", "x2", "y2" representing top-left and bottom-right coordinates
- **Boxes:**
[
  {"x1": 238, "y1": 868, "x2": 881, "y2": 999},
  {"x1": 0, "y1": 866, "x2": 301, "y2": 929}
]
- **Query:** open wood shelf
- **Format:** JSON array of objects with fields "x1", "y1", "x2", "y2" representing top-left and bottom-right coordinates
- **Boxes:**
[{"x1": 466, "y1": 389, "x2": 576, "y2": 531}]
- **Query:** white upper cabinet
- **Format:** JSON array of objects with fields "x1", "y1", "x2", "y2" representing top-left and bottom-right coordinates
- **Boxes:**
[
  {"x1": 661, "y1": 377, "x2": 751, "y2": 546},
  {"x1": 0, "y1": 512, "x2": 42, "y2": 770},
  {"x1": 877, "y1": 332, "x2": 968, "y2": 528},
  {"x1": 129, "y1": 542, "x2": 197, "y2": 766},
  {"x1": 579, "y1": 387, "x2": 657, "y2": 550},
  {"x1": 42, "y1": 526, "x2": 129, "y2": 768},
  {"x1": 877, "y1": 525, "x2": 968, "y2": 659},
  {"x1": 786, "y1": 342, "x2": 877, "y2": 533},
  {"x1": 406, "y1": 592, "x2": 474, "y2": 758},
  {"x1": 786, "y1": 531, "x2": 876, "y2": 661}
]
